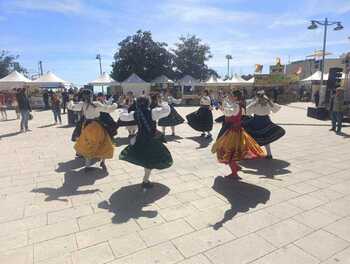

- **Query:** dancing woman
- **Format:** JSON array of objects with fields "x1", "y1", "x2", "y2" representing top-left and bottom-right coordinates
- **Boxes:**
[
  {"x1": 116, "y1": 92, "x2": 137, "y2": 138},
  {"x1": 119, "y1": 97, "x2": 172, "y2": 189},
  {"x1": 67, "y1": 89, "x2": 118, "y2": 171},
  {"x1": 245, "y1": 90, "x2": 285, "y2": 159},
  {"x1": 158, "y1": 90, "x2": 184, "y2": 136},
  {"x1": 186, "y1": 90, "x2": 213, "y2": 138},
  {"x1": 212, "y1": 91, "x2": 266, "y2": 180}
]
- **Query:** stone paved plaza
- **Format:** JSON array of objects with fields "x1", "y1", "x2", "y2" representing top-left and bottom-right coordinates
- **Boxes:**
[{"x1": 0, "y1": 103, "x2": 350, "y2": 264}]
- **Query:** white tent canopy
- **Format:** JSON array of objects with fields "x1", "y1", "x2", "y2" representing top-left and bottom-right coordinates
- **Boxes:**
[
  {"x1": 151, "y1": 75, "x2": 174, "y2": 84},
  {"x1": 177, "y1": 75, "x2": 199, "y2": 85},
  {"x1": 32, "y1": 71, "x2": 70, "y2": 88},
  {"x1": 89, "y1": 72, "x2": 119, "y2": 86},
  {"x1": 0, "y1": 71, "x2": 31, "y2": 83},
  {"x1": 0, "y1": 71, "x2": 31, "y2": 91},
  {"x1": 121, "y1": 73, "x2": 150, "y2": 96},
  {"x1": 301, "y1": 71, "x2": 329, "y2": 82}
]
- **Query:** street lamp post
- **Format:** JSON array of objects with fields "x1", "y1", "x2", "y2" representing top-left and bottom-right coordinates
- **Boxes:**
[
  {"x1": 226, "y1": 55, "x2": 232, "y2": 79},
  {"x1": 96, "y1": 54, "x2": 103, "y2": 94},
  {"x1": 308, "y1": 18, "x2": 344, "y2": 107}
]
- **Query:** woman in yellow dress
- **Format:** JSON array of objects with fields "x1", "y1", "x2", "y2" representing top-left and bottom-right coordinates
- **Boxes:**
[
  {"x1": 68, "y1": 89, "x2": 118, "y2": 171},
  {"x1": 212, "y1": 91, "x2": 266, "y2": 180}
]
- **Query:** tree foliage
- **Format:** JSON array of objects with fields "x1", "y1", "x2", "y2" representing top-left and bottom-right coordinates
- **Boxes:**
[
  {"x1": 0, "y1": 50, "x2": 27, "y2": 79},
  {"x1": 111, "y1": 30, "x2": 174, "y2": 82},
  {"x1": 111, "y1": 31, "x2": 218, "y2": 82},
  {"x1": 172, "y1": 35, "x2": 217, "y2": 80}
]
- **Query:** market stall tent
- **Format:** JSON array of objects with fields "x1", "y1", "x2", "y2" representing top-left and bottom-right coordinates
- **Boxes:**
[
  {"x1": 88, "y1": 72, "x2": 119, "y2": 86},
  {"x1": 301, "y1": 71, "x2": 329, "y2": 82},
  {"x1": 32, "y1": 71, "x2": 70, "y2": 88},
  {"x1": 151, "y1": 75, "x2": 174, "y2": 84},
  {"x1": 0, "y1": 71, "x2": 31, "y2": 91},
  {"x1": 121, "y1": 73, "x2": 150, "y2": 97}
]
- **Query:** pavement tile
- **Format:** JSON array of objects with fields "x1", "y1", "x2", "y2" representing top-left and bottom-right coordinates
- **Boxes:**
[
  {"x1": 293, "y1": 208, "x2": 341, "y2": 229},
  {"x1": 0, "y1": 245, "x2": 33, "y2": 264},
  {"x1": 138, "y1": 219, "x2": 194, "y2": 246},
  {"x1": 294, "y1": 230, "x2": 349, "y2": 261},
  {"x1": 34, "y1": 234, "x2": 76, "y2": 263},
  {"x1": 76, "y1": 221, "x2": 140, "y2": 249},
  {"x1": 109, "y1": 233, "x2": 147, "y2": 258},
  {"x1": 28, "y1": 219, "x2": 79, "y2": 244},
  {"x1": 172, "y1": 226, "x2": 235, "y2": 257},
  {"x1": 205, "y1": 233, "x2": 276, "y2": 264},
  {"x1": 256, "y1": 218, "x2": 313, "y2": 247},
  {"x1": 71, "y1": 242, "x2": 114, "y2": 264},
  {"x1": 324, "y1": 217, "x2": 350, "y2": 242},
  {"x1": 109, "y1": 242, "x2": 184, "y2": 264},
  {"x1": 252, "y1": 244, "x2": 319, "y2": 264},
  {"x1": 48, "y1": 205, "x2": 93, "y2": 225},
  {"x1": 176, "y1": 254, "x2": 211, "y2": 264},
  {"x1": 322, "y1": 246, "x2": 350, "y2": 264}
]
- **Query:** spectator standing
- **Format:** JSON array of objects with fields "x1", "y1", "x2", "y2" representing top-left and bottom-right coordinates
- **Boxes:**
[
  {"x1": 43, "y1": 90, "x2": 49, "y2": 109},
  {"x1": 16, "y1": 88, "x2": 32, "y2": 132},
  {"x1": 51, "y1": 93, "x2": 62, "y2": 125},
  {"x1": 0, "y1": 93, "x2": 7, "y2": 121},
  {"x1": 329, "y1": 87, "x2": 345, "y2": 135},
  {"x1": 61, "y1": 89, "x2": 69, "y2": 114},
  {"x1": 314, "y1": 90, "x2": 320, "y2": 107}
]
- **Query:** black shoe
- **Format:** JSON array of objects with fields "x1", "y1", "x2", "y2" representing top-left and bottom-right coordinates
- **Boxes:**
[
  {"x1": 200, "y1": 133, "x2": 205, "y2": 137},
  {"x1": 266, "y1": 155, "x2": 273, "y2": 160},
  {"x1": 100, "y1": 161, "x2": 107, "y2": 171},
  {"x1": 141, "y1": 181, "x2": 154, "y2": 189},
  {"x1": 206, "y1": 134, "x2": 212, "y2": 139},
  {"x1": 330, "y1": 128, "x2": 335, "y2": 131}
]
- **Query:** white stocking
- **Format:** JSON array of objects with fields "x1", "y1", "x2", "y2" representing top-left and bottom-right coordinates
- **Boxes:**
[
  {"x1": 162, "y1": 126, "x2": 166, "y2": 134},
  {"x1": 265, "y1": 144, "x2": 272, "y2": 156},
  {"x1": 143, "y1": 168, "x2": 152, "y2": 183},
  {"x1": 171, "y1": 126, "x2": 175, "y2": 135}
]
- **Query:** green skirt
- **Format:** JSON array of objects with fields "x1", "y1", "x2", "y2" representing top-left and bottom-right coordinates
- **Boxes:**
[{"x1": 119, "y1": 137, "x2": 173, "y2": 170}]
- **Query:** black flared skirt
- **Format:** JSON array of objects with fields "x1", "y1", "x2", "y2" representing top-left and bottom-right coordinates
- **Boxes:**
[
  {"x1": 186, "y1": 107, "x2": 213, "y2": 132},
  {"x1": 158, "y1": 106, "x2": 185, "y2": 127},
  {"x1": 243, "y1": 115, "x2": 285, "y2": 146},
  {"x1": 119, "y1": 137, "x2": 173, "y2": 170}
]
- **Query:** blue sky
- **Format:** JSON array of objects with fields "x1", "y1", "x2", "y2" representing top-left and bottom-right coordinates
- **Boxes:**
[{"x1": 0, "y1": 0, "x2": 350, "y2": 85}]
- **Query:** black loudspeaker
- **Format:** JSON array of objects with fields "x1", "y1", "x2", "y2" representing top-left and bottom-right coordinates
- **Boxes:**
[{"x1": 307, "y1": 107, "x2": 329, "y2": 120}]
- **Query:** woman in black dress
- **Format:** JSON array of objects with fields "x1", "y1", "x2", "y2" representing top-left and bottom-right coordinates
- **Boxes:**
[
  {"x1": 119, "y1": 97, "x2": 172, "y2": 189},
  {"x1": 186, "y1": 90, "x2": 213, "y2": 138}
]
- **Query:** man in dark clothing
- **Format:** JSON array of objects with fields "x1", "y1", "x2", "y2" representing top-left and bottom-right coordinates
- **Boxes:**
[
  {"x1": 314, "y1": 90, "x2": 320, "y2": 107},
  {"x1": 61, "y1": 89, "x2": 69, "y2": 114},
  {"x1": 43, "y1": 90, "x2": 49, "y2": 109},
  {"x1": 329, "y1": 88, "x2": 345, "y2": 135},
  {"x1": 16, "y1": 88, "x2": 32, "y2": 132}
]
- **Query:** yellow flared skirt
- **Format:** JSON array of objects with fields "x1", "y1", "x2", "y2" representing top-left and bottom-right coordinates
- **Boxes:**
[
  {"x1": 75, "y1": 121, "x2": 114, "y2": 160},
  {"x1": 212, "y1": 128, "x2": 266, "y2": 163}
]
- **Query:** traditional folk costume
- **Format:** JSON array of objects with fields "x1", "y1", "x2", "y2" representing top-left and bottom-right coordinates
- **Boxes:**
[
  {"x1": 158, "y1": 95, "x2": 184, "y2": 136},
  {"x1": 244, "y1": 92, "x2": 285, "y2": 159},
  {"x1": 119, "y1": 97, "x2": 172, "y2": 189},
  {"x1": 68, "y1": 94, "x2": 118, "y2": 170},
  {"x1": 116, "y1": 98, "x2": 138, "y2": 137},
  {"x1": 212, "y1": 99, "x2": 266, "y2": 179},
  {"x1": 186, "y1": 95, "x2": 213, "y2": 138}
]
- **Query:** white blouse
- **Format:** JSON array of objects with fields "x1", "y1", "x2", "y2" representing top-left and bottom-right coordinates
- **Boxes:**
[
  {"x1": 119, "y1": 102, "x2": 171, "y2": 122},
  {"x1": 164, "y1": 96, "x2": 181, "y2": 105},
  {"x1": 222, "y1": 99, "x2": 240, "y2": 117},
  {"x1": 200, "y1": 96, "x2": 211, "y2": 106},
  {"x1": 67, "y1": 101, "x2": 118, "y2": 119},
  {"x1": 246, "y1": 101, "x2": 281, "y2": 116}
]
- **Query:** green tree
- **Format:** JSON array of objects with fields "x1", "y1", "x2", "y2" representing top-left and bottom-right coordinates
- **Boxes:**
[
  {"x1": 0, "y1": 50, "x2": 27, "y2": 79},
  {"x1": 111, "y1": 30, "x2": 174, "y2": 82},
  {"x1": 172, "y1": 35, "x2": 217, "y2": 80}
]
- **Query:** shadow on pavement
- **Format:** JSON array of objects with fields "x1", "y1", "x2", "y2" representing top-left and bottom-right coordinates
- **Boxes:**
[
  {"x1": 164, "y1": 135, "x2": 183, "y2": 143},
  {"x1": 186, "y1": 136, "x2": 213, "y2": 149},
  {"x1": 98, "y1": 183, "x2": 170, "y2": 224},
  {"x1": 0, "y1": 131, "x2": 22, "y2": 139},
  {"x1": 56, "y1": 158, "x2": 85, "y2": 173},
  {"x1": 211, "y1": 176, "x2": 270, "y2": 230},
  {"x1": 240, "y1": 158, "x2": 291, "y2": 179},
  {"x1": 114, "y1": 137, "x2": 130, "y2": 147},
  {"x1": 32, "y1": 167, "x2": 107, "y2": 202},
  {"x1": 37, "y1": 124, "x2": 56, "y2": 128}
]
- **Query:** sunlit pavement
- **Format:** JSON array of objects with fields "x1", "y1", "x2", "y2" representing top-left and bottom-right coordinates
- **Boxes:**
[{"x1": 0, "y1": 103, "x2": 350, "y2": 264}]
